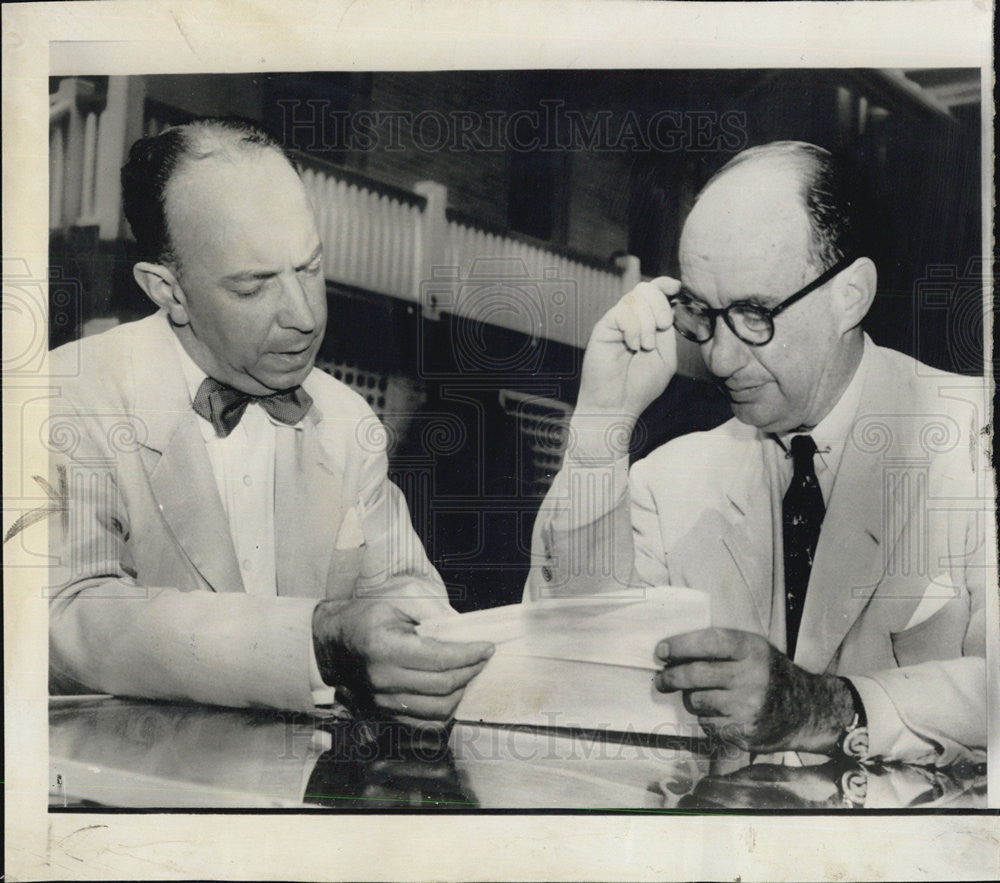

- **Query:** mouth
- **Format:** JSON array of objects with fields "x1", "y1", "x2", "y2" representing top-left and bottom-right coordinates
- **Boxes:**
[
  {"x1": 268, "y1": 341, "x2": 317, "y2": 367},
  {"x1": 723, "y1": 381, "x2": 768, "y2": 402}
]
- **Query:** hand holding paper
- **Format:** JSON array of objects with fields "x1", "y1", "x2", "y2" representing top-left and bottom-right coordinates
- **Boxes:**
[
  {"x1": 312, "y1": 599, "x2": 494, "y2": 732},
  {"x1": 418, "y1": 587, "x2": 710, "y2": 732},
  {"x1": 655, "y1": 627, "x2": 857, "y2": 753}
]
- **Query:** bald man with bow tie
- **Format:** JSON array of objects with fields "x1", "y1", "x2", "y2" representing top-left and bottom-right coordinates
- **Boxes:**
[{"x1": 46, "y1": 117, "x2": 493, "y2": 729}]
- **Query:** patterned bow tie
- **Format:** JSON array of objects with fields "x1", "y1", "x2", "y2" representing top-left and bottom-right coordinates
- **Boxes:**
[{"x1": 192, "y1": 377, "x2": 313, "y2": 438}]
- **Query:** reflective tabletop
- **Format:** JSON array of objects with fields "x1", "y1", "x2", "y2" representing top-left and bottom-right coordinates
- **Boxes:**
[{"x1": 49, "y1": 698, "x2": 987, "y2": 811}]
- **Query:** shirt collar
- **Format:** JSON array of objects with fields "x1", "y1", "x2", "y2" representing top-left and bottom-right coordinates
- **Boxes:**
[
  {"x1": 164, "y1": 315, "x2": 213, "y2": 406},
  {"x1": 163, "y1": 313, "x2": 309, "y2": 432},
  {"x1": 773, "y1": 334, "x2": 871, "y2": 479}
]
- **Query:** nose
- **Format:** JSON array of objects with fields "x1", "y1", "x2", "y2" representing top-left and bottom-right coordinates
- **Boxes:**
[
  {"x1": 702, "y1": 315, "x2": 748, "y2": 379},
  {"x1": 276, "y1": 272, "x2": 321, "y2": 334}
]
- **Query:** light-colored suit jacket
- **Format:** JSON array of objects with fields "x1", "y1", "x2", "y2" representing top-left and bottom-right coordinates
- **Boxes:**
[
  {"x1": 528, "y1": 343, "x2": 994, "y2": 763},
  {"x1": 47, "y1": 313, "x2": 451, "y2": 712}
]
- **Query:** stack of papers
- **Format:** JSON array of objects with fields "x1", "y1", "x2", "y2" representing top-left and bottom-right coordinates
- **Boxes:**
[{"x1": 419, "y1": 587, "x2": 710, "y2": 734}]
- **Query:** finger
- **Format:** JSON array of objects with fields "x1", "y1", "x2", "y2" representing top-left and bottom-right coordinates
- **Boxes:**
[
  {"x1": 388, "y1": 633, "x2": 495, "y2": 672},
  {"x1": 648, "y1": 275, "x2": 681, "y2": 298},
  {"x1": 609, "y1": 296, "x2": 644, "y2": 352},
  {"x1": 629, "y1": 285, "x2": 662, "y2": 351},
  {"x1": 681, "y1": 689, "x2": 738, "y2": 719},
  {"x1": 637, "y1": 278, "x2": 678, "y2": 331},
  {"x1": 656, "y1": 660, "x2": 742, "y2": 692},
  {"x1": 368, "y1": 658, "x2": 489, "y2": 695},
  {"x1": 382, "y1": 595, "x2": 456, "y2": 623},
  {"x1": 655, "y1": 628, "x2": 744, "y2": 663},
  {"x1": 374, "y1": 686, "x2": 465, "y2": 721},
  {"x1": 654, "y1": 319, "x2": 678, "y2": 370}
]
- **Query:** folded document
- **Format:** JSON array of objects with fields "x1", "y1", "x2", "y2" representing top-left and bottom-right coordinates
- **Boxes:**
[{"x1": 419, "y1": 587, "x2": 710, "y2": 733}]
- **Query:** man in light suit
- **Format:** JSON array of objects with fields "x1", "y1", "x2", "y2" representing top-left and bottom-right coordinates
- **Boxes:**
[
  {"x1": 47, "y1": 118, "x2": 493, "y2": 728},
  {"x1": 528, "y1": 142, "x2": 993, "y2": 764}
]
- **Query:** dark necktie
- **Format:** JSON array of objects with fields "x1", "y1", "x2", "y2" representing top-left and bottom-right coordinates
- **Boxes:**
[
  {"x1": 192, "y1": 377, "x2": 313, "y2": 438},
  {"x1": 782, "y1": 434, "x2": 826, "y2": 659}
]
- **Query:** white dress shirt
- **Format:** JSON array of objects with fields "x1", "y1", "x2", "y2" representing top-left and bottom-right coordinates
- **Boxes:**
[
  {"x1": 770, "y1": 339, "x2": 869, "y2": 508},
  {"x1": 172, "y1": 333, "x2": 336, "y2": 706}
]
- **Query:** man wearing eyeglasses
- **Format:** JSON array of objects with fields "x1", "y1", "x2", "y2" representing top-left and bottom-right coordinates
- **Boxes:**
[{"x1": 528, "y1": 142, "x2": 992, "y2": 766}]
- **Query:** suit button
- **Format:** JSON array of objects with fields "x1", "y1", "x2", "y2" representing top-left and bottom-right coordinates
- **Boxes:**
[{"x1": 541, "y1": 566, "x2": 553, "y2": 582}]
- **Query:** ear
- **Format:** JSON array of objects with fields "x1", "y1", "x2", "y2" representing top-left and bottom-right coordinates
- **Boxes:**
[
  {"x1": 836, "y1": 257, "x2": 877, "y2": 333},
  {"x1": 133, "y1": 262, "x2": 190, "y2": 325}
]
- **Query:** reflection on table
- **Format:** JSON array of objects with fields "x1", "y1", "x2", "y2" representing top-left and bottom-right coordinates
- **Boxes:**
[{"x1": 49, "y1": 698, "x2": 987, "y2": 811}]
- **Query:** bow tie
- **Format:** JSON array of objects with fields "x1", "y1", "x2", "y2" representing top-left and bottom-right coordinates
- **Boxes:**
[{"x1": 192, "y1": 377, "x2": 313, "y2": 438}]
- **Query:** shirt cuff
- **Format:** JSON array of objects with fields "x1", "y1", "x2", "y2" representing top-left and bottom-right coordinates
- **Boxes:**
[
  {"x1": 849, "y1": 675, "x2": 939, "y2": 764},
  {"x1": 565, "y1": 413, "x2": 633, "y2": 464},
  {"x1": 309, "y1": 641, "x2": 336, "y2": 707}
]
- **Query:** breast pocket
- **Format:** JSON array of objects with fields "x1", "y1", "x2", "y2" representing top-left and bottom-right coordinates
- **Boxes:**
[
  {"x1": 324, "y1": 507, "x2": 366, "y2": 600},
  {"x1": 890, "y1": 596, "x2": 969, "y2": 668}
]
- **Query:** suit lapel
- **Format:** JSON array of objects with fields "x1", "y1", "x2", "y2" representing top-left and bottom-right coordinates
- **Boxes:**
[
  {"x1": 132, "y1": 313, "x2": 244, "y2": 595},
  {"x1": 718, "y1": 432, "x2": 774, "y2": 635},
  {"x1": 794, "y1": 344, "x2": 910, "y2": 672},
  {"x1": 794, "y1": 434, "x2": 884, "y2": 671},
  {"x1": 273, "y1": 409, "x2": 346, "y2": 598},
  {"x1": 147, "y1": 419, "x2": 245, "y2": 594}
]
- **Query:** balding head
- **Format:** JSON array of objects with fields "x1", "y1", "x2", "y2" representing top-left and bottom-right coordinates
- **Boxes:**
[
  {"x1": 692, "y1": 141, "x2": 871, "y2": 274},
  {"x1": 125, "y1": 119, "x2": 326, "y2": 396},
  {"x1": 676, "y1": 142, "x2": 878, "y2": 432},
  {"x1": 122, "y1": 117, "x2": 294, "y2": 268}
]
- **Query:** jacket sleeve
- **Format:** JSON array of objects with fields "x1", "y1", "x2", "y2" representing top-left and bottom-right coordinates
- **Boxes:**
[
  {"x1": 851, "y1": 658, "x2": 987, "y2": 767},
  {"x1": 525, "y1": 454, "x2": 672, "y2": 600},
  {"x1": 46, "y1": 400, "x2": 333, "y2": 713},
  {"x1": 351, "y1": 434, "x2": 455, "y2": 622},
  {"x1": 850, "y1": 488, "x2": 992, "y2": 765}
]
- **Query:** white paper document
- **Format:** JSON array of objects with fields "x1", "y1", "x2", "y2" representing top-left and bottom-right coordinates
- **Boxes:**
[{"x1": 420, "y1": 587, "x2": 710, "y2": 733}]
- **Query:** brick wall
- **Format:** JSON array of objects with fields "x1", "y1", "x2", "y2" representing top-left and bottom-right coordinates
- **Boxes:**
[{"x1": 357, "y1": 72, "x2": 511, "y2": 228}]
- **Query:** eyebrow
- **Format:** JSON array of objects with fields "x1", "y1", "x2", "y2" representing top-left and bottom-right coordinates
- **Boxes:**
[
  {"x1": 678, "y1": 285, "x2": 775, "y2": 310},
  {"x1": 220, "y1": 244, "x2": 323, "y2": 285}
]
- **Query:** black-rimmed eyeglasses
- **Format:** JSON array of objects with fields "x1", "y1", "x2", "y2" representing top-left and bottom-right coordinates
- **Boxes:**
[{"x1": 668, "y1": 255, "x2": 856, "y2": 346}]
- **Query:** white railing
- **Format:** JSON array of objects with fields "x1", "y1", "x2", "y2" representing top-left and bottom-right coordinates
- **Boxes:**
[
  {"x1": 49, "y1": 80, "x2": 103, "y2": 229},
  {"x1": 49, "y1": 77, "x2": 128, "y2": 239},
  {"x1": 298, "y1": 160, "x2": 425, "y2": 300},
  {"x1": 49, "y1": 96, "x2": 70, "y2": 227},
  {"x1": 296, "y1": 155, "x2": 635, "y2": 349},
  {"x1": 444, "y1": 214, "x2": 630, "y2": 347},
  {"x1": 49, "y1": 80, "x2": 643, "y2": 350}
]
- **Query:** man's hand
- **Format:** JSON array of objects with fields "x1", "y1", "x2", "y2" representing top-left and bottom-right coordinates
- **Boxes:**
[
  {"x1": 313, "y1": 599, "x2": 494, "y2": 732},
  {"x1": 571, "y1": 278, "x2": 679, "y2": 457},
  {"x1": 654, "y1": 628, "x2": 856, "y2": 754}
]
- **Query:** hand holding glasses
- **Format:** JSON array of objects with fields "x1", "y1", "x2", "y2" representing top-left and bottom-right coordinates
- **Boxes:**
[{"x1": 568, "y1": 255, "x2": 854, "y2": 459}]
